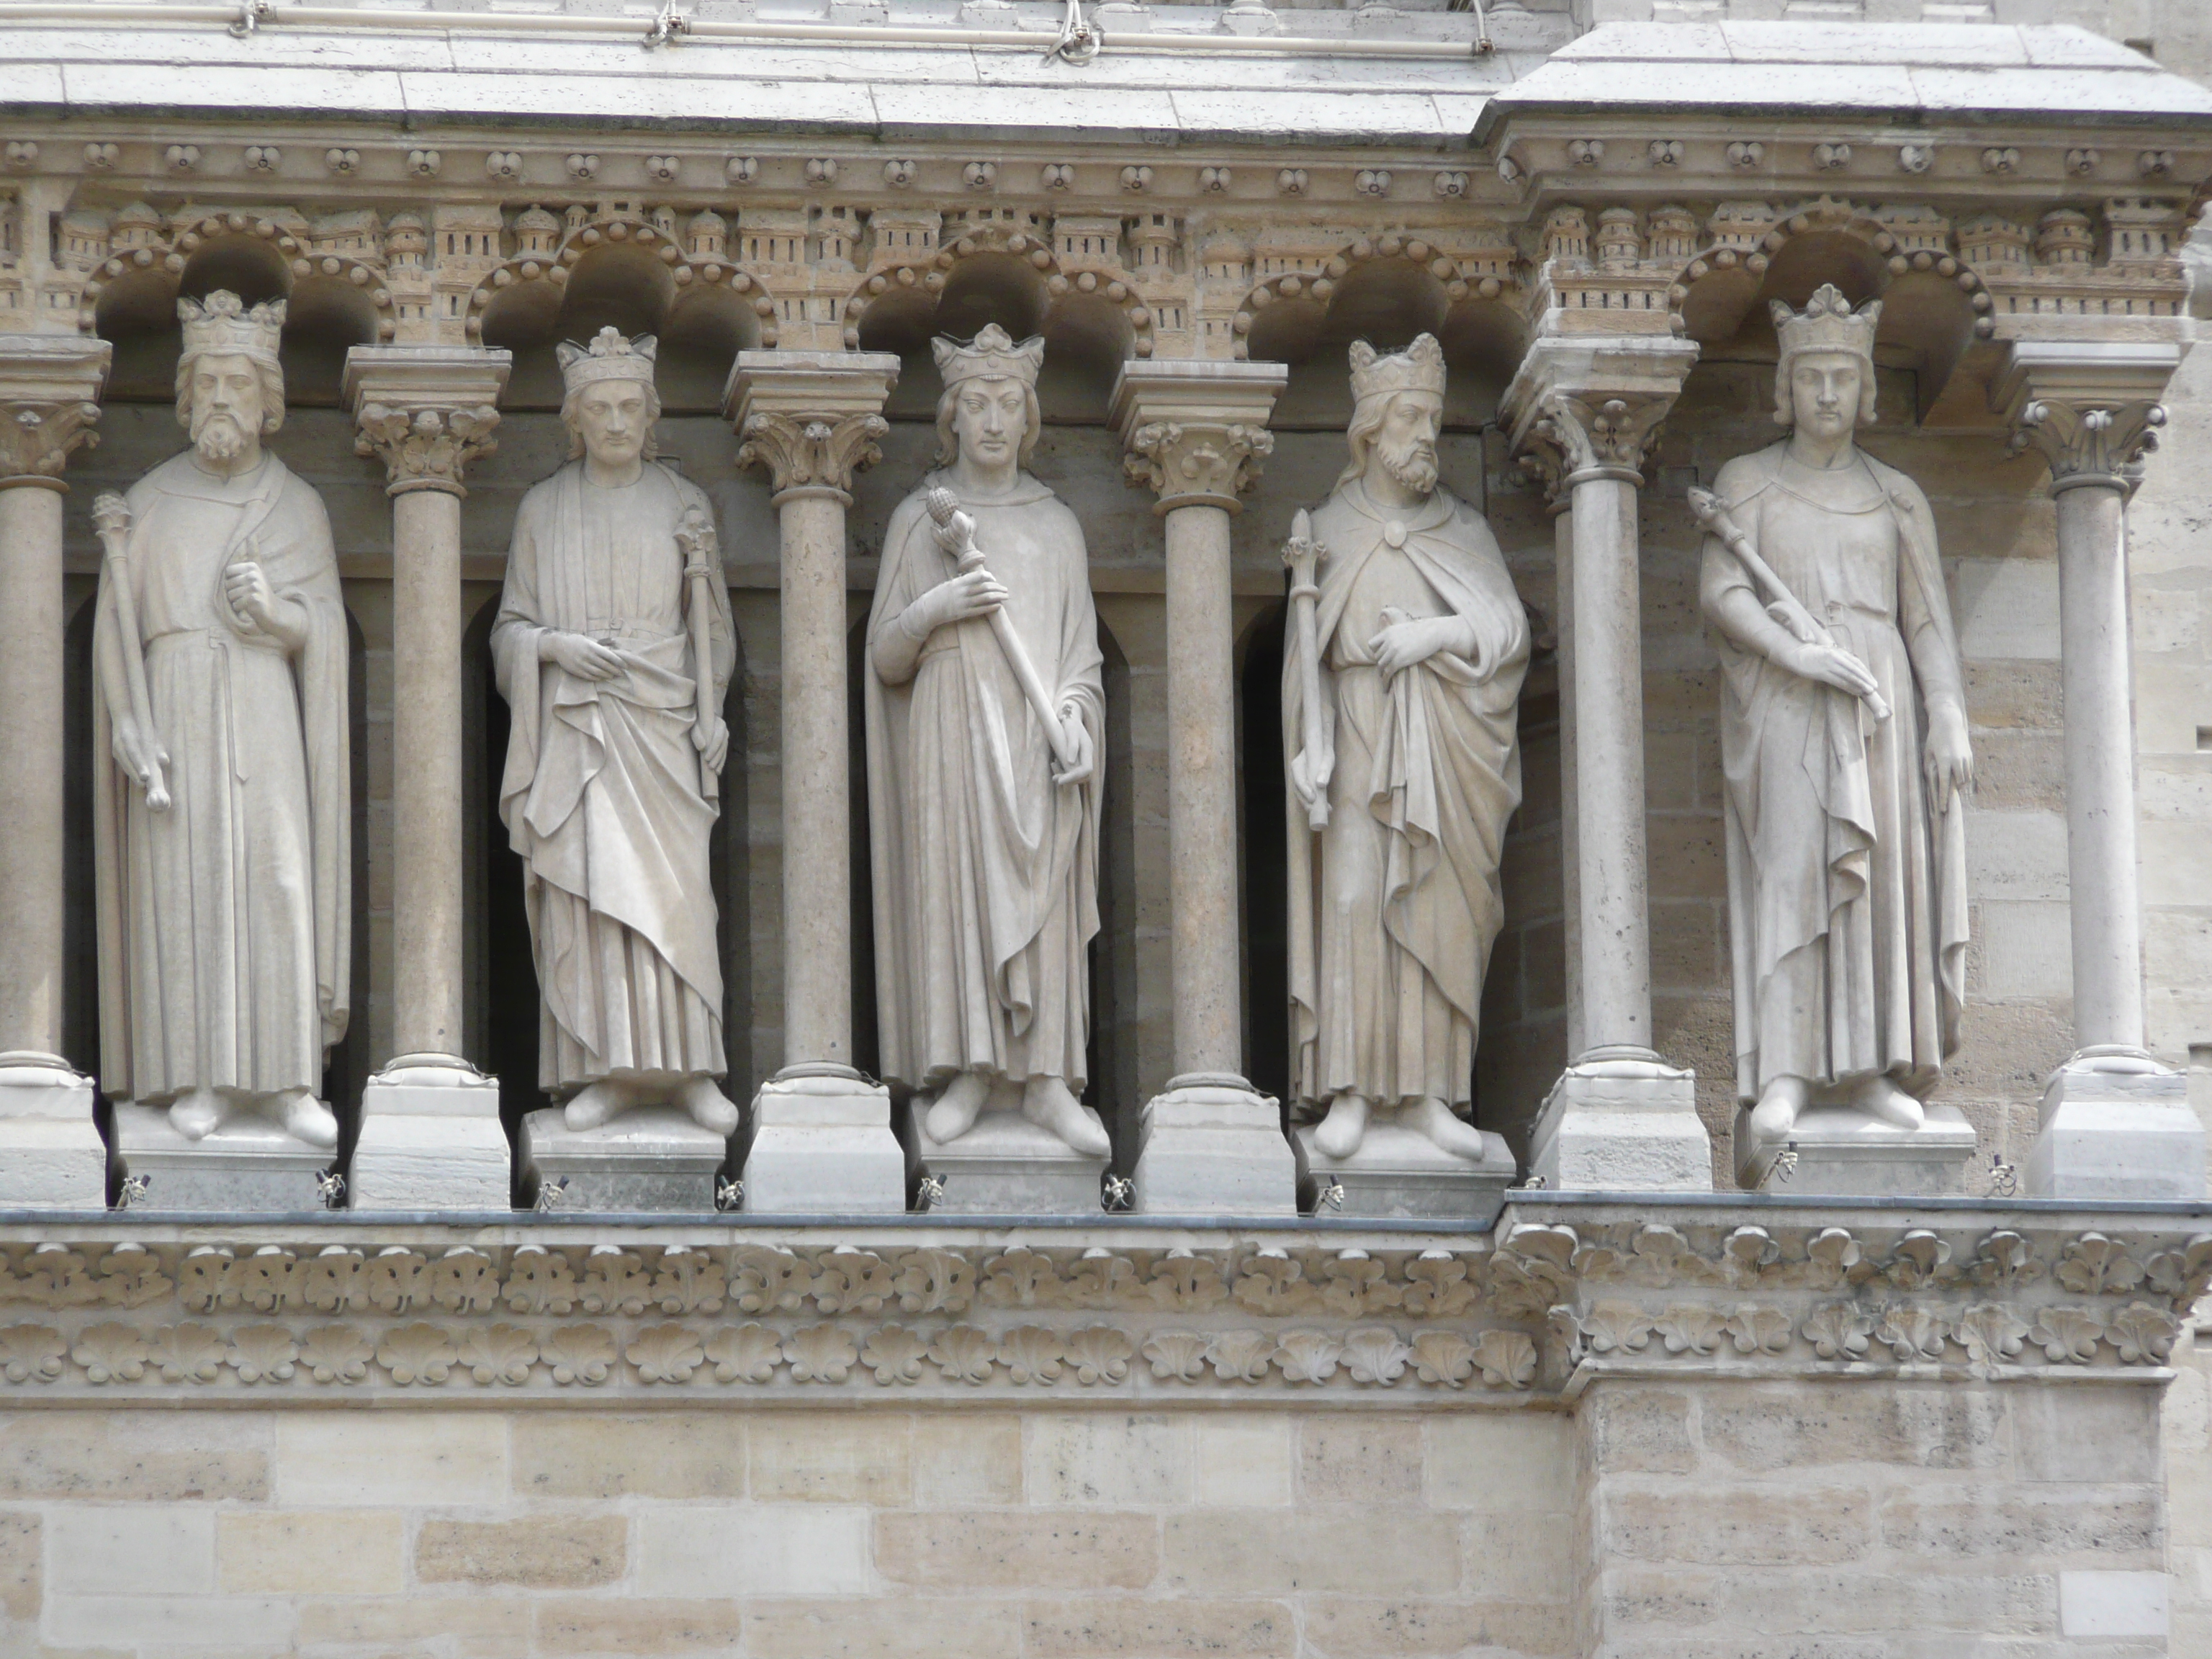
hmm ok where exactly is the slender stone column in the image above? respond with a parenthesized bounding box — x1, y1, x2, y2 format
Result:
(0, 336, 110, 1209)
(1110, 359, 1298, 1215)
(1998, 341, 2203, 1197)
(1503, 336, 1712, 1190)
(727, 350, 907, 1213)
(343, 344, 513, 1210)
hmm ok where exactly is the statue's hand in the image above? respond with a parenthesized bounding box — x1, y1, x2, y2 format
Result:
(1923, 700, 1974, 810)
(909, 569, 1006, 637)
(1053, 703, 1094, 787)
(1370, 613, 1460, 677)
(1779, 637, 1881, 702)
(110, 714, 170, 807)
(691, 714, 731, 774)
(225, 557, 307, 649)
(1764, 595, 1824, 646)
(1290, 745, 1324, 812)
(541, 631, 625, 682)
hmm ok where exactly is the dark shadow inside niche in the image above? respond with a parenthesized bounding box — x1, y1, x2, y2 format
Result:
(1246, 261, 1527, 433)
(855, 251, 1123, 428)
(96, 247, 374, 409)
(1237, 601, 1290, 1115)
(464, 593, 748, 1191)
(60, 587, 371, 1134)
(848, 615, 880, 1090)
(483, 247, 757, 415)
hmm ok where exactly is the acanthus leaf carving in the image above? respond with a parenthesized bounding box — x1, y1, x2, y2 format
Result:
(1064, 1326, 1133, 1386)
(1474, 1329, 1539, 1390)
(1653, 1303, 1728, 1357)
(1801, 1303, 1874, 1362)
(145, 1321, 225, 1384)
(1232, 1248, 1317, 1316)
(859, 1323, 929, 1385)
(1403, 1251, 1476, 1317)
(2028, 1305, 2103, 1364)
(1409, 1330, 1477, 1388)
(1580, 1300, 1652, 1355)
(929, 1325, 999, 1385)
(997, 1325, 1064, 1385)
(705, 1322, 781, 1385)
(735, 1246, 815, 1315)
(1341, 1326, 1410, 1385)
(1066, 1251, 1140, 1308)
(1273, 1329, 1344, 1385)
(2010, 399, 2166, 486)
(650, 1247, 728, 1316)
(893, 1248, 975, 1315)
(1953, 1303, 2030, 1375)
(1722, 1304, 1794, 1357)
(1147, 1251, 1227, 1310)
(0, 1323, 66, 1384)
(2105, 1301, 2180, 1366)
(354, 400, 501, 493)
(1873, 1303, 1948, 1363)
(71, 1321, 148, 1384)
(1141, 1331, 1210, 1382)
(980, 1248, 1066, 1310)
(2055, 1233, 2146, 1298)
(459, 1323, 538, 1385)
(541, 1323, 618, 1386)
(1532, 392, 1669, 479)
(429, 1247, 500, 1315)
(1205, 1329, 1277, 1385)
(93, 1245, 172, 1310)
(814, 1248, 894, 1316)
(736, 410, 889, 499)
(300, 1323, 374, 1384)
(1123, 418, 1274, 505)
(786, 1324, 859, 1384)
(580, 1249, 655, 1318)
(226, 1323, 299, 1384)
(629, 1322, 706, 1384)
(1880, 1231, 1954, 1292)
(365, 1249, 428, 1315)
(502, 1247, 576, 1316)
(376, 1321, 457, 1386)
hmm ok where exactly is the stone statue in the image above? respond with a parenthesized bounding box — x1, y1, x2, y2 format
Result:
(864, 325, 1110, 1158)
(1284, 334, 1529, 1161)
(91, 291, 351, 1148)
(492, 328, 739, 1135)
(1696, 284, 1972, 1146)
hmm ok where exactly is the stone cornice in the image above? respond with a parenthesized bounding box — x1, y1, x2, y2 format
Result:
(343, 343, 512, 495)
(1501, 333, 1699, 491)
(726, 350, 899, 504)
(0, 1206, 2198, 1401)
(0, 335, 111, 485)
(1992, 338, 2186, 490)
(1110, 360, 1288, 514)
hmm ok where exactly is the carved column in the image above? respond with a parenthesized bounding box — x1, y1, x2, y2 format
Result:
(343, 344, 513, 1210)
(1111, 359, 1298, 1215)
(1997, 340, 2203, 1198)
(0, 335, 109, 1209)
(727, 350, 907, 1213)
(1503, 336, 1712, 1190)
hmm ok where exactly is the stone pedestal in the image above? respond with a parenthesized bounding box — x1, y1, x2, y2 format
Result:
(519, 1107, 727, 1214)
(743, 1067, 905, 1215)
(1132, 1075, 1297, 1217)
(110, 1102, 331, 1213)
(1530, 1057, 1709, 1192)
(1292, 1120, 1516, 1223)
(1737, 1100, 1978, 1196)
(0, 1058, 104, 1210)
(2029, 1058, 2204, 1201)
(912, 1107, 1110, 1216)
(351, 1058, 509, 1212)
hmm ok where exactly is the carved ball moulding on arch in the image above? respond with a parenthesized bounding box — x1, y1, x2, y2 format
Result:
(1228, 231, 1519, 364)
(839, 220, 1156, 360)
(78, 209, 399, 344)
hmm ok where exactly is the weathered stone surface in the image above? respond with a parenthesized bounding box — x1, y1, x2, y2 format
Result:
(0, 1512, 37, 1622)
(1604, 1487, 1874, 1566)
(218, 1511, 406, 1595)
(0, 1415, 269, 1502)
(913, 1415, 1024, 1506)
(877, 1512, 1159, 1592)
(1700, 1386, 2009, 1473)
(293, 1594, 531, 1657)
(742, 1598, 1022, 1659)
(1301, 1596, 1574, 1657)
(639, 1507, 870, 1597)
(1159, 1512, 1460, 1595)
(277, 1413, 503, 1507)
(752, 1414, 911, 1504)
(1028, 1415, 1190, 1506)
(1020, 1596, 1298, 1658)
(531, 1597, 747, 1656)
(515, 1415, 747, 1501)
(416, 1516, 627, 1590)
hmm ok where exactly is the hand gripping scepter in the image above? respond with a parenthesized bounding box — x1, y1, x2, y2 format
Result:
(922, 486, 1082, 780)
(1282, 508, 1331, 830)
(676, 505, 721, 803)
(1688, 485, 1889, 724)
(91, 492, 171, 810)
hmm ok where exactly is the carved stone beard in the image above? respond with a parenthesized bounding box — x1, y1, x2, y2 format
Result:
(192, 405, 252, 465)
(1377, 431, 1438, 497)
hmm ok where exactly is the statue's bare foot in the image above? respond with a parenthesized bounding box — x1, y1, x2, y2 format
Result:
(564, 1079, 631, 1132)
(1749, 1076, 1809, 1143)
(274, 1089, 339, 1150)
(678, 1076, 740, 1136)
(168, 1087, 228, 1141)
(1022, 1075, 1110, 1158)
(1404, 1096, 1491, 1161)
(1313, 1093, 1369, 1160)
(1851, 1074, 1925, 1131)
(924, 1070, 992, 1145)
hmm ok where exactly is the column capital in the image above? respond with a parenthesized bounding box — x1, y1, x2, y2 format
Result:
(344, 344, 512, 497)
(725, 350, 900, 505)
(1110, 359, 1288, 514)
(1501, 335, 1700, 490)
(1993, 340, 2185, 492)
(0, 335, 112, 490)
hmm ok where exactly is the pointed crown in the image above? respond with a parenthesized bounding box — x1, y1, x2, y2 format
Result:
(557, 327, 658, 392)
(932, 323, 1044, 389)
(178, 290, 284, 370)
(1771, 283, 1880, 367)
(1349, 333, 1445, 405)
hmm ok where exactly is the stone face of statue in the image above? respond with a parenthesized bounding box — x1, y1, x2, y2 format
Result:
(185, 351, 265, 472)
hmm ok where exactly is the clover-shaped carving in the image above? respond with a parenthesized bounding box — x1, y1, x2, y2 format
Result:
(1952, 1304, 2028, 1375)
(1205, 1329, 1277, 1384)
(929, 1325, 999, 1385)
(146, 1322, 225, 1384)
(1402, 1251, 1475, 1318)
(1233, 1249, 1316, 1316)
(1474, 1330, 1538, 1390)
(705, 1323, 781, 1385)
(1968, 1231, 2041, 1290)
(1274, 1330, 1344, 1385)
(2056, 1233, 2145, 1298)
(428, 1248, 500, 1314)
(541, 1323, 618, 1387)
(1342, 1326, 1409, 1385)
(980, 1248, 1065, 1309)
(1147, 1251, 1226, 1310)
(1321, 1251, 1398, 1317)
(177, 1248, 236, 1314)
(226, 1324, 299, 1384)
(377, 1322, 457, 1386)
(1653, 1305, 1727, 1357)
(1065, 1251, 1139, 1307)
(1064, 1326, 1133, 1386)
(2028, 1306, 2103, 1364)
(785, 1325, 859, 1384)
(1873, 1303, 1947, 1363)
(230, 1249, 297, 1314)
(1409, 1331, 1477, 1388)
(649, 1248, 728, 1316)
(2106, 1301, 2180, 1365)
(502, 1246, 577, 1316)
(73, 1321, 150, 1384)
(299, 1247, 368, 1313)
(94, 1245, 173, 1310)
(860, 1325, 929, 1386)
(580, 1249, 655, 1317)
(734, 1245, 814, 1314)
(998, 1326, 1064, 1386)
(624, 1323, 705, 1385)
(1800, 1303, 1873, 1362)
(300, 1324, 374, 1385)
(460, 1323, 539, 1385)
(814, 1248, 895, 1315)
(892, 1248, 974, 1314)
(1722, 1305, 1794, 1357)
(1141, 1331, 1209, 1382)
(1880, 1231, 1952, 1290)
(1579, 1300, 1651, 1355)
(365, 1249, 428, 1314)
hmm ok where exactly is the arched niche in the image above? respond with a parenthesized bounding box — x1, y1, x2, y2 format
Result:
(1235, 600, 1290, 1114)
(1240, 243, 1527, 431)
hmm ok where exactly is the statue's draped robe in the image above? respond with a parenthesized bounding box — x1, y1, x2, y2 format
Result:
(1701, 443, 1967, 1101)
(1284, 481, 1528, 1114)
(493, 462, 735, 1091)
(866, 472, 1105, 1093)
(92, 451, 351, 1102)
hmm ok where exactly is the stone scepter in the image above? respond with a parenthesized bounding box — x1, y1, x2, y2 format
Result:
(90, 492, 170, 811)
(678, 503, 721, 803)
(1282, 506, 1331, 830)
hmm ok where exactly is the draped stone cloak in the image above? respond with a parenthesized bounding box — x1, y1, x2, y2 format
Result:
(866, 472, 1105, 1093)
(1284, 480, 1528, 1114)
(92, 450, 351, 1103)
(1701, 442, 1968, 1101)
(492, 462, 736, 1091)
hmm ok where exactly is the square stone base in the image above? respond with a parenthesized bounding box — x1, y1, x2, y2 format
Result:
(351, 1066, 511, 1212)
(1531, 1061, 1711, 1192)
(2029, 1063, 2203, 1201)
(519, 1107, 728, 1213)
(0, 1069, 105, 1210)
(110, 1101, 332, 1213)
(1132, 1078, 1297, 1216)
(742, 1070, 906, 1214)
(1738, 1100, 1978, 1195)
(912, 1107, 1110, 1215)
(1292, 1119, 1517, 1222)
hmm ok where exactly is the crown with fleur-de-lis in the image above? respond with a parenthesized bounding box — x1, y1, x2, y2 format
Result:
(556, 326, 658, 392)
(178, 289, 284, 369)
(1349, 333, 1445, 405)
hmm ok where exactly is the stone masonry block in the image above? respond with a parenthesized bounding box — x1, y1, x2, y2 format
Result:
(742, 1598, 1023, 1659)
(752, 1414, 912, 1505)
(1020, 1596, 1298, 1658)
(415, 1516, 626, 1590)
(1462, 1512, 1575, 1604)
(1425, 1413, 1575, 1511)
(1298, 1418, 1424, 1506)
(2011, 1386, 2161, 1484)
(1026, 1415, 1191, 1507)
(1300, 1596, 1574, 1658)
(514, 1415, 747, 1501)
(292, 1593, 531, 1656)
(43, 1593, 293, 1650)
(1604, 1486, 1873, 1565)
(49, 1507, 214, 1595)
(276, 1413, 505, 1507)
(0, 1511, 35, 1622)
(876, 1511, 1159, 1592)
(1876, 1485, 2162, 1566)
(1195, 1417, 1293, 1509)
(1159, 1511, 1460, 1596)
(531, 1596, 749, 1657)
(218, 1510, 405, 1595)
(1699, 1385, 2008, 1473)
(0, 1413, 269, 1502)
(1578, 1389, 1695, 1476)
(914, 1415, 1024, 1506)
(639, 1507, 871, 1597)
